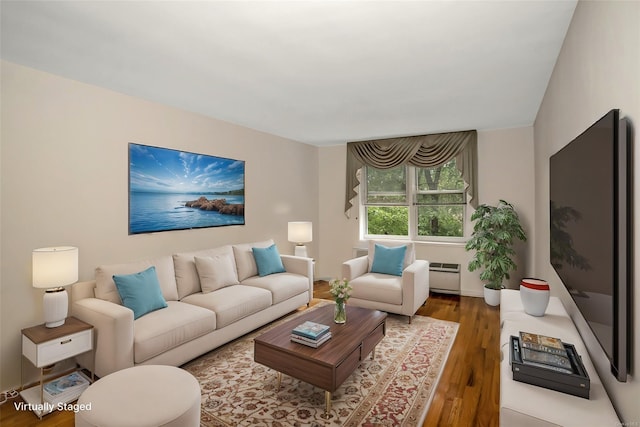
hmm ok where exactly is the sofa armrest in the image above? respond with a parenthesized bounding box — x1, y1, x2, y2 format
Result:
(401, 260, 430, 315)
(72, 298, 135, 378)
(280, 255, 312, 277)
(342, 256, 369, 281)
(281, 255, 314, 302)
(71, 280, 97, 303)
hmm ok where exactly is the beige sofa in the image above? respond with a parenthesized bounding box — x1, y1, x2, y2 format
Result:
(71, 240, 313, 378)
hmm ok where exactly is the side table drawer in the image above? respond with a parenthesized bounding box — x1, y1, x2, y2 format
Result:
(23, 329, 92, 367)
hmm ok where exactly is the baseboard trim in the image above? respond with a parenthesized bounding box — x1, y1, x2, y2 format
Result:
(460, 289, 484, 298)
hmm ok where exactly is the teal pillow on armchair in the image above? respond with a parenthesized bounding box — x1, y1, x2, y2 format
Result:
(370, 243, 407, 276)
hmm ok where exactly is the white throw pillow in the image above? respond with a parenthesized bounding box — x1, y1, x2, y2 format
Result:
(173, 245, 235, 299)
(195, 254, 239, 293)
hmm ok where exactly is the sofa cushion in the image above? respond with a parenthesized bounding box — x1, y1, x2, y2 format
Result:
(370, 243, 407, 276)
(173, 245, 235, 299)
(252, 244, 286, 277)
(350, 273, 403, 305)
(96, 256, 179, 304)
(133, 301, 216, 364)
(368, 240, 415, 272)
(232, 240, 275, 281)
(241, 273, 308, 304)
(181, 285, 272, 329)
(195, 254, 239, 293)
(112, 266, 168, 320)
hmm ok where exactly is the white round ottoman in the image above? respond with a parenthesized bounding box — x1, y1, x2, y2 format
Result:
(75, 365, 201, 427)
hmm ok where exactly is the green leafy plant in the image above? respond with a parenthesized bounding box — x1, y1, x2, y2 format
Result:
(465, 200, 527, 290)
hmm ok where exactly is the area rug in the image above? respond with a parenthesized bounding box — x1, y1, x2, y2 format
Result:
(184, 303, 458, 426)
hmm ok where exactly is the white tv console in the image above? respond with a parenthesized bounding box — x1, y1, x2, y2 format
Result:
(500, 289, 619, 426)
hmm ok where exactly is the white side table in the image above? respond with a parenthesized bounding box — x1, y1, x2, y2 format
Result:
(20, 317, 93, 418)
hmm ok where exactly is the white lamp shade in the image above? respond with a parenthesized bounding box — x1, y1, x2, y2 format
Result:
(32, 246, 79, 289)
(288, 221, 312, 244)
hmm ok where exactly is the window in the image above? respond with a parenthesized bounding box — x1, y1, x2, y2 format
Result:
(362, 159, 466, 240)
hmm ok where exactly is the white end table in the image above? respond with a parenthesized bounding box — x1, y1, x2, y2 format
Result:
(20, 316, 93, 418)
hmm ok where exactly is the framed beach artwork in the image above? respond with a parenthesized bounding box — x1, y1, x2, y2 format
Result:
(128, 143, 245, 235)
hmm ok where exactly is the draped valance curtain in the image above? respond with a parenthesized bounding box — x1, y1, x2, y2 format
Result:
(345, 130, 478, 215)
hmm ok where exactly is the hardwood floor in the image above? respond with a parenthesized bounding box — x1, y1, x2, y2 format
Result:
(0, 282, 500, 427)
(420, 292, 500, 427)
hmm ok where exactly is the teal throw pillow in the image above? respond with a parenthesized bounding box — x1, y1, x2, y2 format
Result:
(113, 266, 168, 319)
(370, 244, 407, 276)
(252, 244, 286, 277)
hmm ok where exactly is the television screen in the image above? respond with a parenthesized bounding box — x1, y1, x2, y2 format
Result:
(128, 143, 245, 234)
(549, 109, 629, 382)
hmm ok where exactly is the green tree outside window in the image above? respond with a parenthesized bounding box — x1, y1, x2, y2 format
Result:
(364, 160, 465, 239)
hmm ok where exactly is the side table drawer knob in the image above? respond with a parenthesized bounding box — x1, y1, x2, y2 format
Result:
(61, 339, 72, 345)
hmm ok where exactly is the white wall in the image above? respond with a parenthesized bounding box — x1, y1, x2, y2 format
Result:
(317, 127, 536, 297)
(533, 0, 640, 422)
(0, 61, 319, 391)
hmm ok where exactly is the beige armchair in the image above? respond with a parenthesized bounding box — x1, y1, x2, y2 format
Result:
(342, 240, 429, 322)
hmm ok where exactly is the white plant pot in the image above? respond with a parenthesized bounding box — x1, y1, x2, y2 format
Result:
(484, 286, 501, 306)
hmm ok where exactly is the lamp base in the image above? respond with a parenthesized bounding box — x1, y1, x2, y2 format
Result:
(43, 287, 68, 328)
(294, 245, 308, 258)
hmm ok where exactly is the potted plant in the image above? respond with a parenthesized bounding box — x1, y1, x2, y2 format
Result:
(465, 199, 527, 306)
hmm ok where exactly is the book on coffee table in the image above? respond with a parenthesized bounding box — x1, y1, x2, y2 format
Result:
(291, 332, 332, 348)
(292, 321, 330, 340)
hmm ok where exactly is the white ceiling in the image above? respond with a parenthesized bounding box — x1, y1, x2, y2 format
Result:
(1, 1, 577, 146)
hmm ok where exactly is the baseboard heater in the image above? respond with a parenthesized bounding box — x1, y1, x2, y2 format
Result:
(429, 262, 461, 295)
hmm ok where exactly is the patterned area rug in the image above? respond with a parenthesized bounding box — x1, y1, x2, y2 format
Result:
(184, 303, 458, 426)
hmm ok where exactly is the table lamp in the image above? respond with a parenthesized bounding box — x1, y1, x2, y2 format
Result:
(288, 221, 312, 257)
(32, 246, 79, 328)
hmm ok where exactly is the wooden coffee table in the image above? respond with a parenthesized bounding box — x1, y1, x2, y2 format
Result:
(254, 304, 387, 417)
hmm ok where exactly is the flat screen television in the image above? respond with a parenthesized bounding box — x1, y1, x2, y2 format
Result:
(549, 109, 631, 382)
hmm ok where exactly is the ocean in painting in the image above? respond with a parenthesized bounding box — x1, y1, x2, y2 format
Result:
(129, 192, 245, 234)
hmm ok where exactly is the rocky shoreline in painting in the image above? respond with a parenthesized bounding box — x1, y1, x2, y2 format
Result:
(185, 196, 244, 216)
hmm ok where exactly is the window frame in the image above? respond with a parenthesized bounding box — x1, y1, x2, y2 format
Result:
(361, 163, 467, 243)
